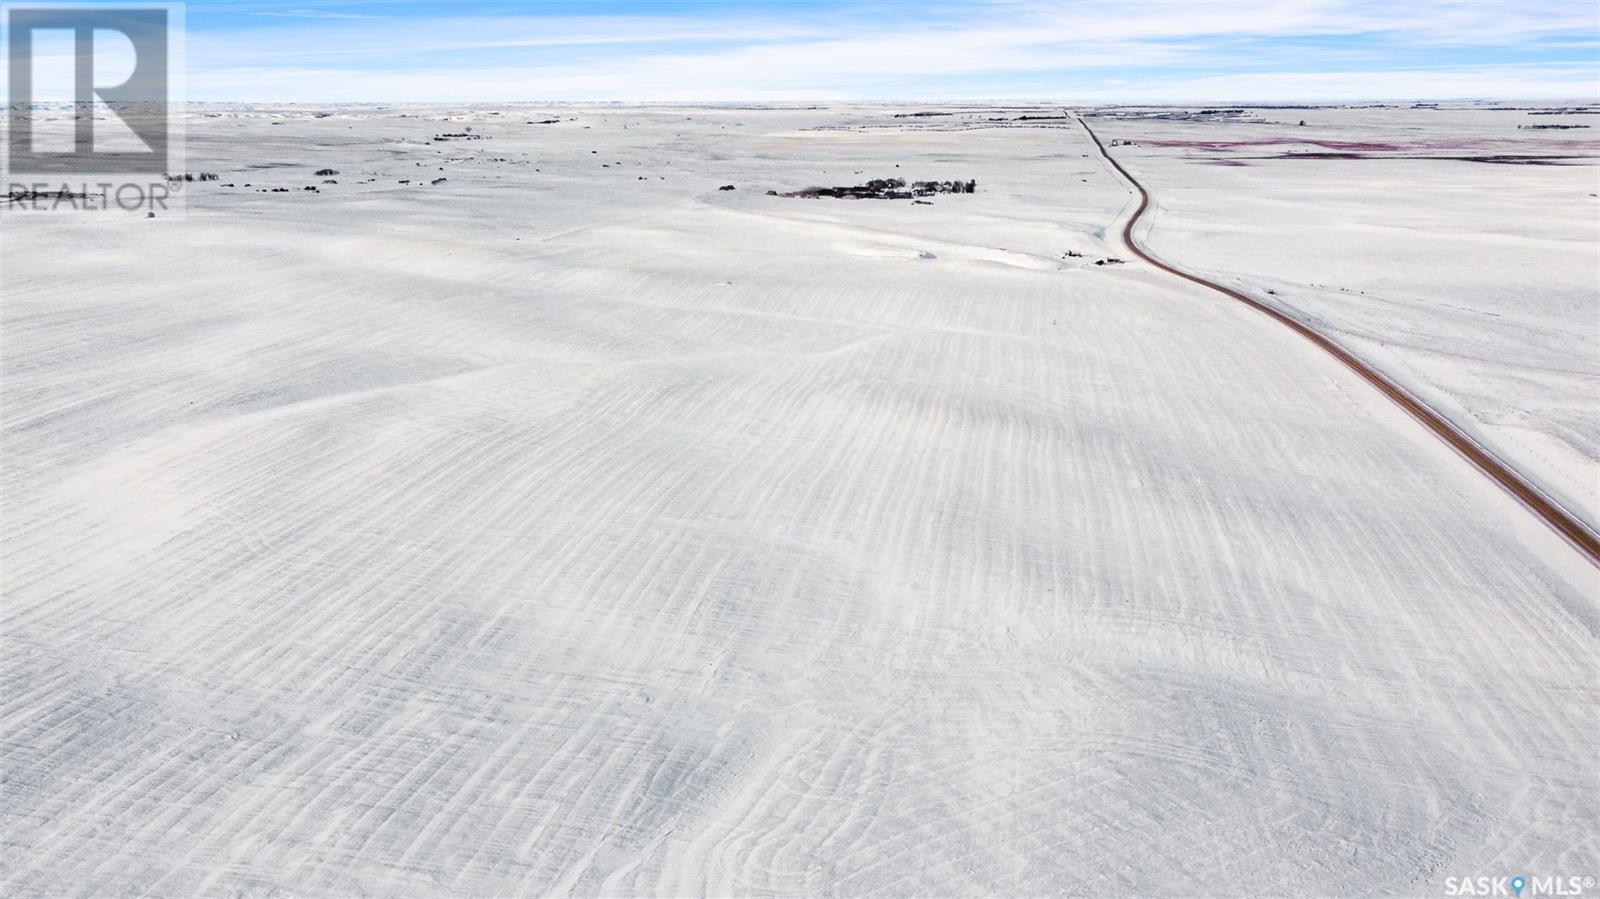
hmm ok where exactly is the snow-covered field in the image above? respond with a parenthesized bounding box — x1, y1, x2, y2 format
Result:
(1089, 105, 1600, 535)
(2, 105, 1596, 896)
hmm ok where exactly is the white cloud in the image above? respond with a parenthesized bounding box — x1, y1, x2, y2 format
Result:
(182, 60, 1600, 104)
(109, 0, 1600, 101)
(254, 10, 387, 19)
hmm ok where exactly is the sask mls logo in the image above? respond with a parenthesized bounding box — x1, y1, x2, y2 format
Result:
(4, 3, 180, 175)
(1445, 875, 1597, 897)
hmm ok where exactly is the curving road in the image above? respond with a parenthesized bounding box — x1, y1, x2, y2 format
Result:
(1078, 115, 1600, 567)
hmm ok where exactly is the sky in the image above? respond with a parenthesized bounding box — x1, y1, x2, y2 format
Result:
(12, 0, 1600, 102)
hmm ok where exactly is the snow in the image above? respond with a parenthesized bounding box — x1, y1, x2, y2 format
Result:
(1089, 105, 1600, 535)
(1, 104, 1596, 896)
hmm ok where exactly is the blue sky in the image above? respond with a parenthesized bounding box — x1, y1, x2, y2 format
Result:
(30, 0, 1600, 101)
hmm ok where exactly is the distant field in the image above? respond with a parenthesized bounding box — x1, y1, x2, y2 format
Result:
(2, 104, 1595, 897)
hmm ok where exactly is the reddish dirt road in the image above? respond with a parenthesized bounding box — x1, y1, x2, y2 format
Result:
(1078, 116, 1600, 567)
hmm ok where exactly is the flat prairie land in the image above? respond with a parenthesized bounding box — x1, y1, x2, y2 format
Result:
(1, 104, 1596, 896)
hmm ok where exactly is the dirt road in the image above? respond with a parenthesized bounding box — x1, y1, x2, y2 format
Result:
(1078, 115, 1600, 567)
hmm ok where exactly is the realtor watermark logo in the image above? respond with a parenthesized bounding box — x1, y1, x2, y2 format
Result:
(3, 2, 185, 213)
(1445, 875, 1597, 897)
